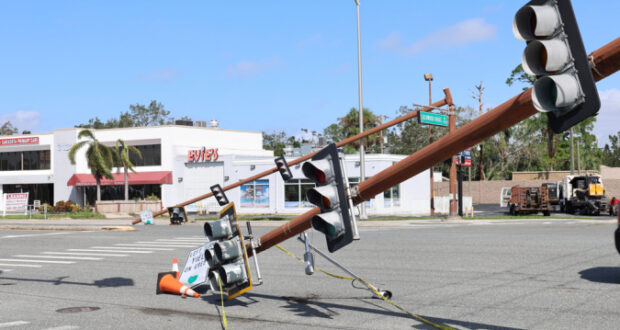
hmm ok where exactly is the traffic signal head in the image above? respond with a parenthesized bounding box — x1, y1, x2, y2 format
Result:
(302, 158, 333, 184)
(302, 143, 353, 253)
(274, 156, 293, 181)
(204, 203, 253, 299)
(203, 215, 233, 240)
(167, 207, 188, 225)
(512, 0, 600, 133)
(210, 184, 229, 206)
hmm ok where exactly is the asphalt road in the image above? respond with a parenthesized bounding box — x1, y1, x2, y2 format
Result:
(1, 219, 620, 329)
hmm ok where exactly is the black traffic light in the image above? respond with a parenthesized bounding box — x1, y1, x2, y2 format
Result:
(167, 207, 188, 225)
(513, 0, 600, 133)
(203, 203, 252, 299)
(274, 156, 293, 181)
(302, 143, 353, 253)
(210, 184, 229, 206)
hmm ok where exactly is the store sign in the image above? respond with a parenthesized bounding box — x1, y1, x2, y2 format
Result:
(0, 136, 39, 146)
(188, 147, 218, 162)
(2, 193, 29, 215)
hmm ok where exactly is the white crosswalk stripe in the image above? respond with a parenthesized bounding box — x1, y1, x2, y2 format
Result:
(0, 258, 75, 264)
(0, 263, 41, 268)
(117, 243, 198, 248)
(67, 249, 152, 254)
(0, 321, 30, 328)
(90, 246, 174, 251)
(43, 252, 128, 257)
(0, 268, 14, 272)
(14, 255, 103, 261)
(135, 241, 201, 245)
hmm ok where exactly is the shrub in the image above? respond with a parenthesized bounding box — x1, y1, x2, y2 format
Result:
(39, 203, 53, 212)
(145, 194, 160, 201)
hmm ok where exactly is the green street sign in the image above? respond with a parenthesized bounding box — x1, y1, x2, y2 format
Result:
(417, 111, 448, 127)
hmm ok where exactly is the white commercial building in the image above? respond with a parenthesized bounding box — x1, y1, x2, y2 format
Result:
(0, 125, 430, 216)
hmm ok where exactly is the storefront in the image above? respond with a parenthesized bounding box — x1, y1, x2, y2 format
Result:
(0, 125, 430, 216)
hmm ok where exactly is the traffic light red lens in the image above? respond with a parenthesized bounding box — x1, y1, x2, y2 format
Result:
(314, 169, 326, 183)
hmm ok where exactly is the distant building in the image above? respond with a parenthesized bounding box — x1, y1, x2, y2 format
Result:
(0, 125, 430, 216)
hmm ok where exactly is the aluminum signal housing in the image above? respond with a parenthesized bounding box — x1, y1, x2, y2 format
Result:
(204, 215, 233, 240)
(216, 260, 248, 287)
(512, 0, 600, 133)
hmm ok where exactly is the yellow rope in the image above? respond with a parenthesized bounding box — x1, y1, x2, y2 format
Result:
(217, 276, 228, 330)
(275, 244, 455, 330)
(275, 244, 355, 280)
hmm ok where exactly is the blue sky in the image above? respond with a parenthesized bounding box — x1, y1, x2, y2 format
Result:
(1, 1, 618, 146)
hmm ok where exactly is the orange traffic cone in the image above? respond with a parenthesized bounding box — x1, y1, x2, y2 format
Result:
(172, 258, 179, 279)
(156, 272, 200, 298)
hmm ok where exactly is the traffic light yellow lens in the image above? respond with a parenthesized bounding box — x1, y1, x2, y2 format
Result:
(322, 196, 331, 209)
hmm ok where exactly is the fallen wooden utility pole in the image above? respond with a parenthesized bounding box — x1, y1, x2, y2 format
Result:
(252, 37, 620, 255)
(131, 98, 449, 224)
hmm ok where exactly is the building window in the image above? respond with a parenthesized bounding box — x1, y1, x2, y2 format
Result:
(240, 180, 269, 208)
(284, 179, 315, 208)
(129, 144, 161, 166)
(0, 150, 50, 171)
(384, 184, 400, 207)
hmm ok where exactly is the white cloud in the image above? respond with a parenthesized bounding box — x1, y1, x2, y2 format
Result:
(138, 69, 182, 82)
(594, 88, 620, 147)
(0, 110, 41, 132)
(378, 18, 497, 55)
(226, 57, 283, 79)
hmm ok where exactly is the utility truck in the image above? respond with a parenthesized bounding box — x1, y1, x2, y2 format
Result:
(559, 174, 611, 216)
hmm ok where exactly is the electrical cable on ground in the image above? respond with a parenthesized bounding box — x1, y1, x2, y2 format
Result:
(274, 244, 455, 330)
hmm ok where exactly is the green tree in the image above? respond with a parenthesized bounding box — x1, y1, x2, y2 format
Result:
(77, 100, 174, 128)
(129, 100, 172, 126)
(68, 129, 117, 202)
(323, 108, 381, 154)
(263, 130, 288, 156)
(115, 139, 142, 201)
(0, 121, 18, 135)
(602, 131, 620, 167)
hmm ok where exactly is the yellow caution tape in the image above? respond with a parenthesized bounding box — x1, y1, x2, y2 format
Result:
(217, 276, 229, 330)
(275, 244, 455, 330)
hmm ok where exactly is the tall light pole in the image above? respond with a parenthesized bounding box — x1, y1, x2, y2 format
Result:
(424, 73, 434, 216)
(354, 0, 367, 219)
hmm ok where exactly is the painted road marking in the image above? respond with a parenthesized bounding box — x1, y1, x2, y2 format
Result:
(0, 258, 75, 264)
(0, 321, 30, 328)
(67, 249, 152, 254)
(43, 252, 128, 257)
(0, 232, 69, 239)
(14, 255, 103, 261)
(43, 326, 79, 330)
(119, 243, 198, 248)
(0, 263, 41, 268)
(91, 246, 174, 251)
(135, 241, 200, 245)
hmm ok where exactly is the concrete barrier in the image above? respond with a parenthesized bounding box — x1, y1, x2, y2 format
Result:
(95, 200, 162, 214)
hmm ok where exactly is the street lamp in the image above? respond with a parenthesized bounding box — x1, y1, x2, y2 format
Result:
(354, 0, 367, 219)
(424, 73, 434, 216)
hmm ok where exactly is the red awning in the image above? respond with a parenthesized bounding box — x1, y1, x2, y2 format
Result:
(67, 171, 173, 187)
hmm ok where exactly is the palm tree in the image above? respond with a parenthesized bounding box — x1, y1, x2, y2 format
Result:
(69, 129, 117, 202)
(115, 139, 142, 200)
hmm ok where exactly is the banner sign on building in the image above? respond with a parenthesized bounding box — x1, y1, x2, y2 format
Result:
(187, 147, 219, 162)
(0, 137, 39, 146)
(2, 193, 29, 215)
